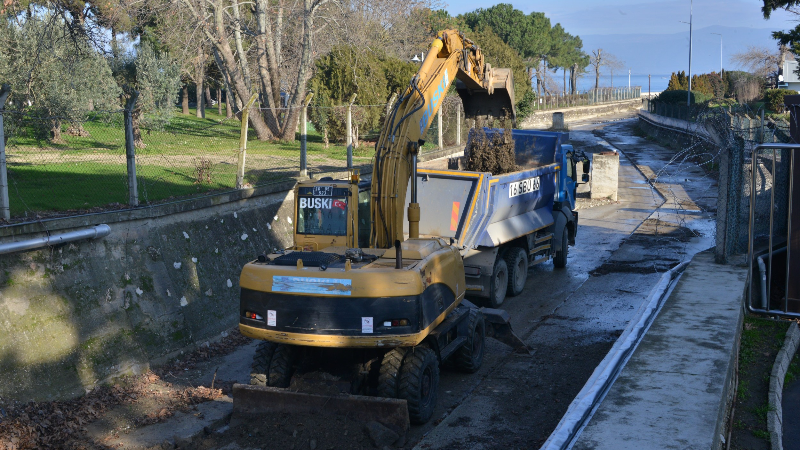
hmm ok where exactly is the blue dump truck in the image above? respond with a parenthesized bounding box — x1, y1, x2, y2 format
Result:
(405, 128, 589, 307)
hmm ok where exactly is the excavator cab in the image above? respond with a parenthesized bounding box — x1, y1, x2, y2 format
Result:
(292, 174, 370, 251)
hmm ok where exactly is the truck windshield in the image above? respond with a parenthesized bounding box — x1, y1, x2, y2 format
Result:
(296, 196, 348, 236)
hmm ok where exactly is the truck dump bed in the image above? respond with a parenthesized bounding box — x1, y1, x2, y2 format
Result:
(404, 129, 569, 251)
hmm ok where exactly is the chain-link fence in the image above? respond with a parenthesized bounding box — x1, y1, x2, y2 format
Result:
(641, 99, 793, 258)
(0, 96, 471, 222)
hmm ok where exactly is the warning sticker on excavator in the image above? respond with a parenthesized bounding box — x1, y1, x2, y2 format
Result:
(267, 310, 276, 327)
(272, 276, 352, 296)
(362, 317, 373, 334)
(450, 202, 460, 231)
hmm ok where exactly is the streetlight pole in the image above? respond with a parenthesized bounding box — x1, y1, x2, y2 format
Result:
(687, 0, 693, 106)
(711, 32, 722, 74)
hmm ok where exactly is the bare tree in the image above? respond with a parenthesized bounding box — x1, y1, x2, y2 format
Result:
(731, 45, 781, 79)
(603, 53, 625, 88)
(590, 49, 603, 90)
(589, 49, 624, 89)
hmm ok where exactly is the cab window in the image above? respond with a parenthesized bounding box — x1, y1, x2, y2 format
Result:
(297, 196, 348, 236)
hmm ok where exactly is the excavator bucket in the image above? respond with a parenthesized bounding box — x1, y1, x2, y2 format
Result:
(456, 67, 516, 126)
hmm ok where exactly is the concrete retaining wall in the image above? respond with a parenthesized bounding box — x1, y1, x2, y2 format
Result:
(520, 98, 643, 129)
(0, 186, 300, 401)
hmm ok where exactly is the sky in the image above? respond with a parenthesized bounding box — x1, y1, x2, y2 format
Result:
(444, 0, 800, 87)
(445, 0, 797, 35)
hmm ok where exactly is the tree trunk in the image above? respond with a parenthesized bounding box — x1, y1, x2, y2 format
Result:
(231, 0, 252, 90)
(133, 107, 145, 149)
(180, 0, 274, 140)
(182, 85, 190, 114)
(217, 88, 222, 115)
(570, 63, 578, 95)
(225, 90, 233, 118)
(196, 46, 206, 119)
(50, 119, 65, 144)
(278, 0, 318, 141)
(594, 67, 600, 90)
(255, 0, 284, 135)
(205, 85, 213, 106)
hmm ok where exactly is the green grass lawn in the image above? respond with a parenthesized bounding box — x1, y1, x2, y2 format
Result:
(4, 108, 380, 218)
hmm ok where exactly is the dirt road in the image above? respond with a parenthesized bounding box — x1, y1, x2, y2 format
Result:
(67, 118, 719, 450)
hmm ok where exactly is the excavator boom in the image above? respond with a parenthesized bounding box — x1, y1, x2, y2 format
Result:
(370, 29, 515, 249)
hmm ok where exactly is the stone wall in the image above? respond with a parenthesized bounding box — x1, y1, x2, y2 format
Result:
(0, 186, 299, 401)
(520, 98, 644, 129)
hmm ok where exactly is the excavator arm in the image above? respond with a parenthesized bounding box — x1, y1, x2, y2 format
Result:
(370, 29, 516, 249)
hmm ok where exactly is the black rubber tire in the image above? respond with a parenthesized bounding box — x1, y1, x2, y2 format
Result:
(489, 257, 508, 308)
(505, 247, 527, 297)
(398, 347, 439, 424)
(268, 344, 295, 388)
(554, 224, 568, 269)
(453, 309, 485, 373)
(377, 348, 407, 398)
(250, 341, 278, 386)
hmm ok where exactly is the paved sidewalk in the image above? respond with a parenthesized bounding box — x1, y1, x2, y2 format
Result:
(573, 250, 746, 450)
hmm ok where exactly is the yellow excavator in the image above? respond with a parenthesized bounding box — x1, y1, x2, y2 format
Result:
(235, 30, 524, 428)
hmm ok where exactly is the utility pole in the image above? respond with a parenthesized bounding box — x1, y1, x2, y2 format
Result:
(628, 69, 631, 88)
(711, 32, 722, 74)
(648, 74, 651, 99)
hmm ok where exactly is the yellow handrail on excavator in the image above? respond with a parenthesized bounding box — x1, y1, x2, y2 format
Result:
(370, 29, 515, 249)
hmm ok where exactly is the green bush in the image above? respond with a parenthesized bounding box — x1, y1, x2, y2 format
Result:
(515, 90, 536, 120)
(653, 89, 710, 105)
(764, 88, 797, 113)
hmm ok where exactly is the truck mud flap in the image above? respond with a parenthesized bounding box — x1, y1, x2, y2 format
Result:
(232, 384, 410, 433)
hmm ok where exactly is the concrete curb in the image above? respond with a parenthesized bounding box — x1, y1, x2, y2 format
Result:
(769, 322, 800, 450)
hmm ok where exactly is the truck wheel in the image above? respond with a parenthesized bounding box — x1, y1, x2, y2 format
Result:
(505, 247, 527, 296)
(399, 346, 439, 424)
(377, 348, 407, 398)
(489, 258, 508, 308)
(453, 309, 485, 373)
(268, 344, 295, 388)
(250, 341, 277, 386)
(554, 225, 568, 268)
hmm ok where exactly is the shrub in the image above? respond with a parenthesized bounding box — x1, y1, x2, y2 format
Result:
(653, 90, 710, 105)
(764, 88, 798, 113)
(515, 90, 536, 120)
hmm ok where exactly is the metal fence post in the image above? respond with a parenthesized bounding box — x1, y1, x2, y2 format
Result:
(124, 91, 140, 207)
(456, 105, 461, 146)
(0, 84, 11, 221)
(437, 107, 443, 150)
(237, 93, 259, 188)
(299, 92, 314, 178)
(346, 93, 357, 169)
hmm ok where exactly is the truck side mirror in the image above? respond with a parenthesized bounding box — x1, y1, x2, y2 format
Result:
(582, 173, 590, 183)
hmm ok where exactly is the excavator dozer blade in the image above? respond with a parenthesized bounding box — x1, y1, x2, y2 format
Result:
(456, 68, 517, 126)
(480, 307, 531, 354)
(232, 384, 410, 434)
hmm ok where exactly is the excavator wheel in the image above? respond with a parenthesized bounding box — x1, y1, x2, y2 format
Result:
(398, 346, 439, 424)
(377, 348, 407, 398)
(250, 341, 295, 388)
(250, 341, 277, 386)
(453, 309, 485, 373)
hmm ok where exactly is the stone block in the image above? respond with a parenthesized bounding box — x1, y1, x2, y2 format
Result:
(590, 152, 620, 201)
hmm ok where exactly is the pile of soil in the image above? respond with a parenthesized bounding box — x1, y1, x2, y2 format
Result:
(465, 126, 519, 175)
